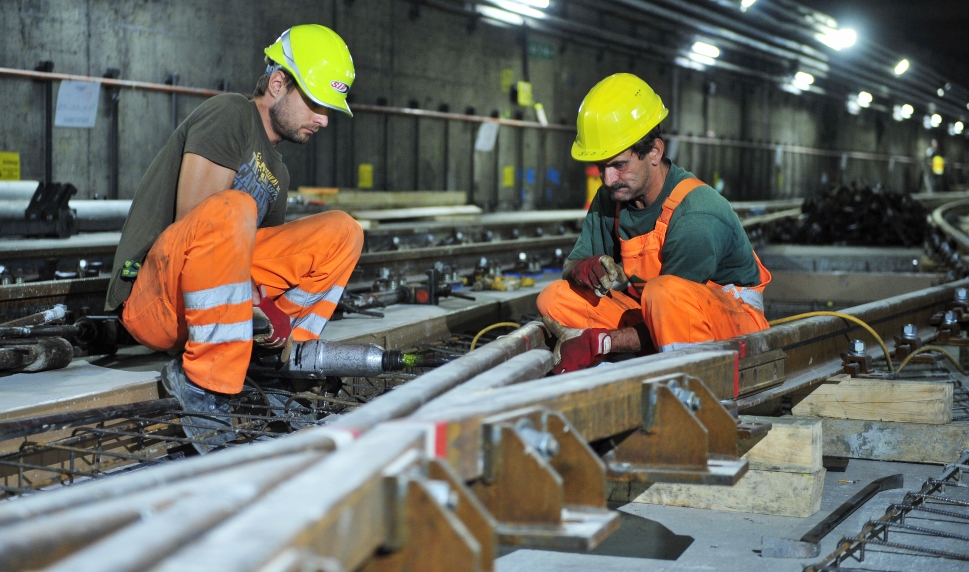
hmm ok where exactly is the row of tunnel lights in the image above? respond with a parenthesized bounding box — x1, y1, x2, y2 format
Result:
(688, 43, 963, 135)
(474, 0, 966, 136)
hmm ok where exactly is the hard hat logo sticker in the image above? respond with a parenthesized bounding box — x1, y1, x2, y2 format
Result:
(330, 81, 349, 93)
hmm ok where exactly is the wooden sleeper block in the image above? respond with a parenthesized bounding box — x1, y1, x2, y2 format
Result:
(630, 468, 825, 518)
(740, 415, 822, 473)
(791, 375, 953, 425)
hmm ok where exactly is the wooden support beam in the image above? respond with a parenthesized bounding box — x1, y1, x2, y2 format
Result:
(740, 415, 822, 473)
(791, 375, 953, 424)
(628, 468, 825, 518)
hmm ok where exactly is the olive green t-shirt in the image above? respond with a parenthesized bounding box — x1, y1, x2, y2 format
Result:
(568, 161, 760, 287)
(106, 94, 289, 311)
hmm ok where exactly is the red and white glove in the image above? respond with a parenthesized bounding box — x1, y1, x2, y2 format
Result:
(553, 328, 612, 375)
(569, 255, 627, 297)
(253, 285, 291, 349)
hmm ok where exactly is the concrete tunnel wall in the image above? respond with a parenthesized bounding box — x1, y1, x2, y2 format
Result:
(1, 0, 967, 208)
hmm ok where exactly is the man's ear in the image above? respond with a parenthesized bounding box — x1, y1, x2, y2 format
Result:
(650, 139, 666, 166)
(267, 70, 288, 99)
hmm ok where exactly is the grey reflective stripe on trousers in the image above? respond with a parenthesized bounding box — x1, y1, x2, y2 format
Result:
(291, 313, 328, 336)
(720, 284, 764, 312)
(284, 285, 344, 309)
(183, 281, 252, 310)
(188, 320, 253, 344)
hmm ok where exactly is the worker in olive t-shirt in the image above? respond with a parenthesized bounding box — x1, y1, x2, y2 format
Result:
(105, 25, 363, 451)
(537, 74, 771, 374)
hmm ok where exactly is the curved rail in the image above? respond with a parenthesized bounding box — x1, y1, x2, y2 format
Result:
(932, 198, 969, 253)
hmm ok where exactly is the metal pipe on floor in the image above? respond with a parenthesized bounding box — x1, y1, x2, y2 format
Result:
(0, 181, 39, 201)
(329, 321, 548, 433)
(0, 199, 130, 231)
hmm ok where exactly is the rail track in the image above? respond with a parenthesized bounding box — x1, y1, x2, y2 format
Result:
(3, 197, 969, 569)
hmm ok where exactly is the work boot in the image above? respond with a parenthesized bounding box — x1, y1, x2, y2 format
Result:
(160, 358, 236, 455)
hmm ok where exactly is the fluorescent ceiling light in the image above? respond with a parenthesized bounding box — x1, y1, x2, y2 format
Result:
(901, 104, 914, 119)
(931, 113, 943, 128)
(792, 71, 814, 90)
(955, 121, 965, 135)
(490, 0, 546, 18)
(816, 27, 857, 51)
(688, 52, 717, 66)
(510, 0, 549, 7)
(740, 0, 757, 10)
(938, 88, 946, 97)
(894, 59, 910, 76)
(475, 5, 525, 25)
(691, 41, 720, 59)
(858, 91, 873, 108)
(846, 100, 861, 115)
(674, 56, 706, 72)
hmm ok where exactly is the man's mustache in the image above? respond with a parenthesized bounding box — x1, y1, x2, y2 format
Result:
(608, 183, 629, 192)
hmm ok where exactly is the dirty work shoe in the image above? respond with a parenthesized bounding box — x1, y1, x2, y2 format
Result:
(160, 359, 235, 455)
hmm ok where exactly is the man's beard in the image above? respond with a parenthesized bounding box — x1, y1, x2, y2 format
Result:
(269, 96, 314, 144)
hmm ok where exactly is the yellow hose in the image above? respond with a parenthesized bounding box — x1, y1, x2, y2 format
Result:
(768, 311, 895, 372)
(896, 345, 968, 376)
(470, 322, 521, 351)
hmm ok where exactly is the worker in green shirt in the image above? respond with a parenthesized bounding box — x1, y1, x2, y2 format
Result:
(537, 73, 771, 374)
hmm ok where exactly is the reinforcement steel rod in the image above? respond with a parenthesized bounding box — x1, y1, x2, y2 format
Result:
(0, 398, 178, 441)
(0, 453, 319, 572)
(329, 321, 547, 433)
(0, 425, 348, 527)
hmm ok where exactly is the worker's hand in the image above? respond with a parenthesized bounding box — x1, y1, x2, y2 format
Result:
(253, 285, 291, 349)
(569, 255, 627, 297)
(553, 328, 612, 375)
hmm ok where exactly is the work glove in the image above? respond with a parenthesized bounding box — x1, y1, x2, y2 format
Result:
(543, 316, 612, 375)
(569, 255, 627, 297)
(253, 285, 291, 349)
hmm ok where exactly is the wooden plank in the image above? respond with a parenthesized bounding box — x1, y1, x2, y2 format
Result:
(297, 189, 468, 208)
(740, 415, 821, 473)
(350, 205, 483, 221)
(818, 417, 969, 464)
(791, 376, 953, 424)
(625, 468, 825, 518)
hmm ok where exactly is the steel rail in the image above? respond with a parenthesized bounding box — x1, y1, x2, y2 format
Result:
(932, 198, 969, 254)
(329, 321, 548, 434)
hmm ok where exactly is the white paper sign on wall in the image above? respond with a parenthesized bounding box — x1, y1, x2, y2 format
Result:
(54, 81, 101, 128)
(475, 121, 500, 152)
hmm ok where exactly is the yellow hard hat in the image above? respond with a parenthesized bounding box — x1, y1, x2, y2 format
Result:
(265, 24, 355, 117)
(571, 73, 668, 161)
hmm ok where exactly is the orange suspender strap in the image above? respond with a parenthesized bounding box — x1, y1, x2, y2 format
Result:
(613, 178, 707, 243)
(656, 178, 705, 227)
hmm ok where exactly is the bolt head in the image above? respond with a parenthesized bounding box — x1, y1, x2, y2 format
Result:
(903, 324, 918, 338)
(945, 311, 958, 324)
(957, 288, 969, 302)
(850, 339, 866, 354)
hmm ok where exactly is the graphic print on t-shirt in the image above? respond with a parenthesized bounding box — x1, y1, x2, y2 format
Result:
(233, 151, 280, 224)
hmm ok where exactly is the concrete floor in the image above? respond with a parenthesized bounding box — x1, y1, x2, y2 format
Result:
(498, 459, 965, 571)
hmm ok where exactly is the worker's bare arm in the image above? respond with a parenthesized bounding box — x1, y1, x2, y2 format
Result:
(562, 258, 578, 281)
(174, 153, 237, 222)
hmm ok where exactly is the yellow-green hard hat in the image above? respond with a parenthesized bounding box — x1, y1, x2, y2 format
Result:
(571, 73, 668, 161)
(265, 24, 355, 117)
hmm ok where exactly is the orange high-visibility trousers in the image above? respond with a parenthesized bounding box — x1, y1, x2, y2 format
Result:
(122, 190, 363, 394)
(536, 274, 768, 351)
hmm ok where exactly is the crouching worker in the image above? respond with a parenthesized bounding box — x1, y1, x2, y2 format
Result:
(105, 25, 363, 449)
(537, 73, 771, 374)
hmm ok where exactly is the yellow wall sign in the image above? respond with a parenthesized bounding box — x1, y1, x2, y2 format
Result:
(502, 166, 515, 188)
(0, 152, 20, 180)
(358, 163, 374, 189)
